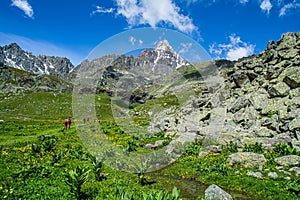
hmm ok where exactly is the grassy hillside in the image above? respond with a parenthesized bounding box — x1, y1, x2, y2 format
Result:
(0, 92, 72, 120)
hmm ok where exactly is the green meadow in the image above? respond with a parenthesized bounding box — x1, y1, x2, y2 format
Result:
(0, 92, 299, 199)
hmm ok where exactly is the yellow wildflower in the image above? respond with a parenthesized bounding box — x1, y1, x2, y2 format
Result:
(53, 163, 59, 167)
(3, 195, 7, 199)
(9, 189, 13, 194)
(2, 151, 9, 156)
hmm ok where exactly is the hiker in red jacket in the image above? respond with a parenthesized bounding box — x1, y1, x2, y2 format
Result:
(64, 119, 68, 129)
(67, 117, 71, 129)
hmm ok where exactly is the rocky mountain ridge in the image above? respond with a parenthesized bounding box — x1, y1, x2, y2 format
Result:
(73, 40, 190, 96)
(0, 43, 74, 80)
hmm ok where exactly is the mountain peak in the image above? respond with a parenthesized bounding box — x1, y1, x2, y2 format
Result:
(3, 43, 22, 51)
(154, 40, 174, 52)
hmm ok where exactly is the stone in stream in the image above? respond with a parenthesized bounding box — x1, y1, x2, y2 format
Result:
(205, 184, 233, 200)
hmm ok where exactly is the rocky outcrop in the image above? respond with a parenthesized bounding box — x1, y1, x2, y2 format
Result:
(149, 31, 300, 150)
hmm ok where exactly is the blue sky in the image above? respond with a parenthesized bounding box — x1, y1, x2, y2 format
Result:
(0, 0, 299, 65)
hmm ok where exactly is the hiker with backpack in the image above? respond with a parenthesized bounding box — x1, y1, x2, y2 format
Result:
(67, 117, 71, 129)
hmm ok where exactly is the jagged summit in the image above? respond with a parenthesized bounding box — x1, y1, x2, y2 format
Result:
(154, 40, 174, 52)
(0, 43, 74, 80)
(137, 39, 189, 70)
(3, 43, 22, 50)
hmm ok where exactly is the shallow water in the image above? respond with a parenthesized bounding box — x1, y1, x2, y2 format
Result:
(148, 172, 253, 200)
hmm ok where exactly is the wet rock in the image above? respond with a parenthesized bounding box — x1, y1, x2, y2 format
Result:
(227, 152, 267, 168)
(205, 184, 233, 200)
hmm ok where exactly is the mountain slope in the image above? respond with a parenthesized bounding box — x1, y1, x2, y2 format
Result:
(0, 62, 73, 95)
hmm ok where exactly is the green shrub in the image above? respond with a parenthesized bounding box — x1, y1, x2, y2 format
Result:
(65, 165, 91, 199)
(184, 142, 201, 156)
(222, 141, 238, 154)
(272, 143, 298, 156)
(243, 142, 264, 154)
(92, 157, 106, 181)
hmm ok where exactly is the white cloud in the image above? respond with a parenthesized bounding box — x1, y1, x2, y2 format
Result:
(11, 0, 34, 18)
(260, 0, 272, 14)
(92, 6, 114, 15)
(116, 0, 197, 34)
(138, 39, 144, 46)
(129, 36, 136, 45)
(178, 42, 193, 55)
(209, 34, 255, 61)
(279, 2, 300, 16)
(239, 0, 249, 4)
(227, 46, 254, 60)
(129, 36, 143, 46)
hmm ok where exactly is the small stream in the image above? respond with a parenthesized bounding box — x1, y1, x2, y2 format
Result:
(148, 172, 253, 200)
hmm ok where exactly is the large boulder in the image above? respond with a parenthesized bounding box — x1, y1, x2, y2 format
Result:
(274, 155, 300, 167)
(205, 184, 233, 200)
(232, 72, 250, 88)
(227, 152, 267, 168)
(228, 96, 250, 113)
(250, 91, 268, 110)
(283, 67, 300, 89)
(268, 82, 290, 98)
